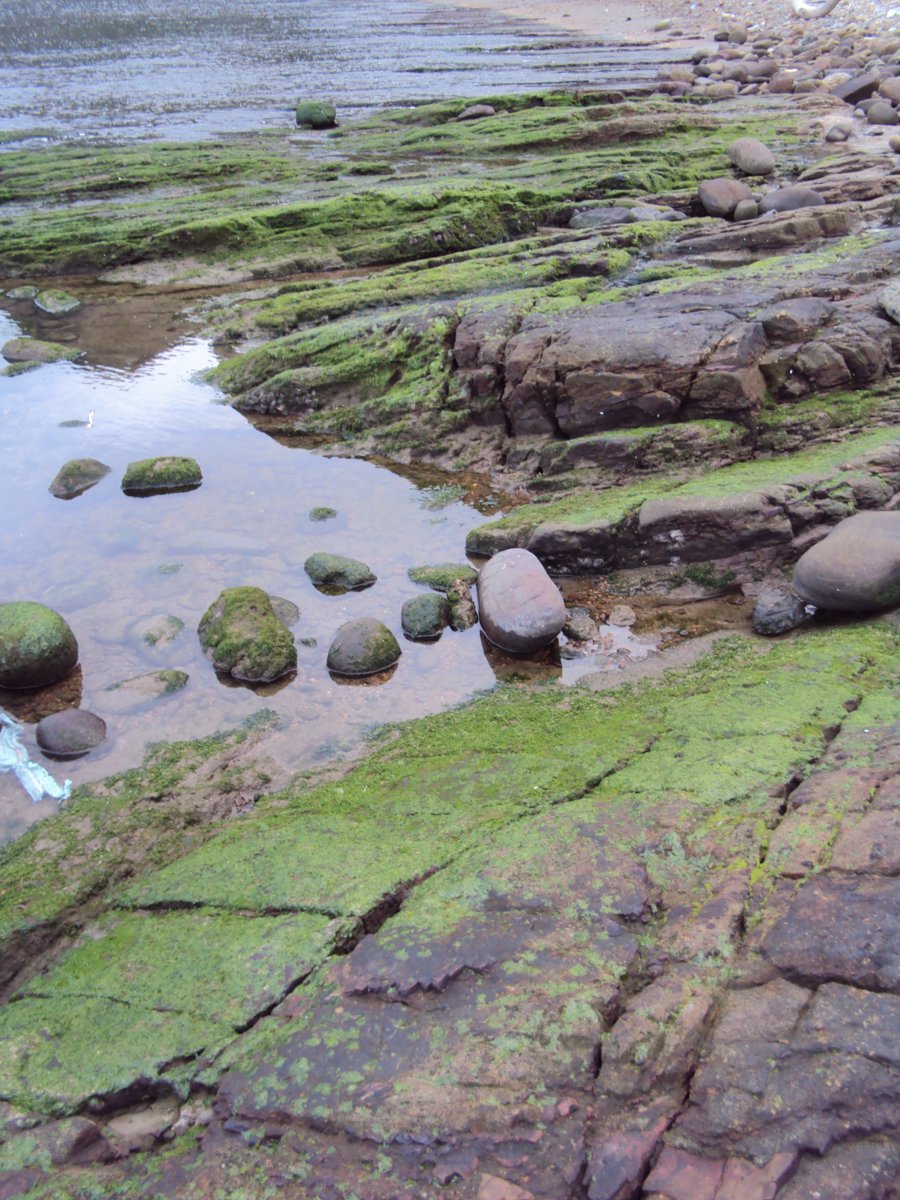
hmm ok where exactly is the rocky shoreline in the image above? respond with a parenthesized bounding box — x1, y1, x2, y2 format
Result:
(0, 7, 899, 1199)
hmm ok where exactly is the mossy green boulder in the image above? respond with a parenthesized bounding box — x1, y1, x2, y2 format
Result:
(304, 552, 376, 593)
(0, 601, 78, 689)
(48, 457, 110, 500)
(401, 592, 449, 639)
(1, 337, 83, 365)
(121, 456, 202, 495)
(198, 587, 297, 683)
(327, 617, 401, 676)
(295, 100, 337, 129)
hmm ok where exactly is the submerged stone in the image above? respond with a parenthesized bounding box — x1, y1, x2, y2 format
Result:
(327, 618, 401, 676)
(101, 670, 189, 713)
(309, 506, 338, 522)
(198, 587, 296, 683)
(269, 596, 300, 628)
(0, 602, 78, 690)
(401, 593, 449, 640)
(793, 512, 900, 611)
(121, 456, 202, 495)
(1, 337, 83, 365)
(477, 548, 566, 654)
(295, 100, 337, 129)
(5, 286, 38, 300)
(134, 614, 185, 648)
(304, 552, 376, 593)
(36, 709, 106, 759)
(34, 288, 81, 316)
(49, 458, 111, 500)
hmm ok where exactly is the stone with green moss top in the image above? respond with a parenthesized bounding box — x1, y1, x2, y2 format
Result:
(34, 288, 80, 316)
(121, 456, 202, 496)
(326, 617, 401, 677)
(309, 506, 338, 522)
(1, 337, 84, 365)
(1, 360, 41, 377)
(401, 593, 449, 640)
(101, 669, 189, 713)
(48, 458, 111, 500)
(0, 601, 78, 689)
(198, 587, 296, 683)
(295, 100, 337, 130)
(304, 551, 376, 593)
(5, 285, 38, 300)
(408, 562, 477, 592)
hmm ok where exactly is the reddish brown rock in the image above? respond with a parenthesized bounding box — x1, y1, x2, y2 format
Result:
(477, 548, 566, 653)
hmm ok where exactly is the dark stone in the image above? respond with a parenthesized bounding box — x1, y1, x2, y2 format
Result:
(477, 549, 566, 654)
(793, 512, 900, 611)
(759, 297, 835, 343)
(752, 589, 810, 636)
(587, 1122, 667, 1200)
(867, 100, 899, 126)
(570, 206, 634, 229)
(830, 71, 883, 104)
(36, 709, 106, 759)
(0, 602, 78, 689)
(401, 593, 448, 640)
(447, 581, 478, 631)
(326, 618, 401, 676)
(304, 552, 376, 593)
(49, 458, 111, 500)
(630, 493, 793, 567)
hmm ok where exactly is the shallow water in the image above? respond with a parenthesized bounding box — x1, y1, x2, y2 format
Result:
(0, 0, 679, 143)
(0, 290, 671, 842)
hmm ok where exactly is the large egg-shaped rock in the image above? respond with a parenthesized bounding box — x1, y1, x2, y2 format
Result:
(0, 601, 78, 689)
(793, 512, 900, 611)
(477, 548, 566, 654)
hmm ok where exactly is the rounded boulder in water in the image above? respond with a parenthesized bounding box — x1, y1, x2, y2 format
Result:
(36, 709, 106, 758)
(477, 548, 566, 654)
(327, 618, 401, 677)
(793, 512, 900, 612)
(0, 601, 78, 689)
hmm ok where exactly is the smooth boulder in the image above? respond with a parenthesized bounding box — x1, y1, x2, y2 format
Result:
(793, 512, 900, 611)
(36, 709, 106, 758)
(327, 618, 401, 676)
(1, 337, 83, 364)
(198, 587, 296, 682)
(698, 177, 752, 218)
(758, 187, 825, 215)
(728, 137, 776, 176)
(49, 458, 111, 500)
(0, 601, 78, 689)
(477, 548, 566, 654)
(304, 552, 376, 592)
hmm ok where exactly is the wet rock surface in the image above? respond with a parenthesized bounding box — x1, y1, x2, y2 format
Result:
(326, 616, 402, 675)
(120, 456, 202, 495)
(197, 586, 296, 682)
(48, 457, 111, 500)
(35, 709, 106, 758)
(477, 548, 566, 653)
(304, 551, 376, 592)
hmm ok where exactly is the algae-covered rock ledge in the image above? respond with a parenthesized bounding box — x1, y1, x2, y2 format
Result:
(2, 5, 900, 1197)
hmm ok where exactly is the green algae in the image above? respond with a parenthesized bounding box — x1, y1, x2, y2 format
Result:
(467, 425, 900, 554)
(121, 456, 202, 494)
(197, 586, 297, 682)
(408, 562, 478, 591)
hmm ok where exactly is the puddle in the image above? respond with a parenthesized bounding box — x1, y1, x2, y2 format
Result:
(0, 288, 753, 843)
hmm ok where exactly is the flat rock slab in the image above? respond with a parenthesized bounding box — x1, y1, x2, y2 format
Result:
(793, 511, 900, 611)
(632, 491, 793, 567)
(477, 548, 566, 653)
(1, 337, 83, 364)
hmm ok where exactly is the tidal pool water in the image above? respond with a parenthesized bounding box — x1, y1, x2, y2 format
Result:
(0, 290, 667, 842)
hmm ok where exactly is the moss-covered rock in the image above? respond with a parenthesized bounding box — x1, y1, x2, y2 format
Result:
(1, 338, 83, 365)
(121, 456, 202, 495)
(33, 288, 80, 315)
(295, 100, 337, 129)
(101, 669, 189, 714)
(407, 562, 478, 592)
(309, 506, 338, 522)
(197, 587, 296, 683)
(48, 458, 110, 500)
(401, 593, 449, 640)
(0, 602, 78, 689)
(326, 617, 401, 676)
(304, 551, 376, 593)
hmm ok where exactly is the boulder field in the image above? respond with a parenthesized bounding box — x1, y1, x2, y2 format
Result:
(1, 10, 899, 1200)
